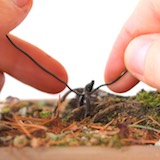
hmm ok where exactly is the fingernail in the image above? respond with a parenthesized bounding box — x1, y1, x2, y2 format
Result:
(11, 0, 29, 7)
(125, 37, 152, 75)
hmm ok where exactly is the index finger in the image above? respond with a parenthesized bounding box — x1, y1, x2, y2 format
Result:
(0, 34, 68, 93)
(105, 0, 160, 92)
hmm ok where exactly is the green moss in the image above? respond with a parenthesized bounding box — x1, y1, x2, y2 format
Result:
(136, 90, 160, 108)
(39, 111, 51, 118)
(1, 107, 10, 113)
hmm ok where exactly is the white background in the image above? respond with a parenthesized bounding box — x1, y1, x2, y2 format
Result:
(1, 0, 155, 100)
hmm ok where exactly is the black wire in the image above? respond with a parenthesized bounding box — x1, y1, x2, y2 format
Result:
(6, 34, 81, 95)
(90, 70, 127, 94)
(6, 34, 127, 96)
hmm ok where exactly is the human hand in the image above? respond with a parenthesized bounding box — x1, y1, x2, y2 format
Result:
(105, 0, 160, 93)
(0, 0, 68, 93)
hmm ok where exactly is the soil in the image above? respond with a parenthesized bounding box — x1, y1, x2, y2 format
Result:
(0, 89, 160, 159)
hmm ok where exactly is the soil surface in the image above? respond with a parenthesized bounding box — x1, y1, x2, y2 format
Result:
(0, 89, 160, 158)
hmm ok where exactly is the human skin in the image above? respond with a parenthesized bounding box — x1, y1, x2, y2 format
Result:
(3, 0, 160, 95)
(105, 0, 160, 93)
(0, 0, 68, 93)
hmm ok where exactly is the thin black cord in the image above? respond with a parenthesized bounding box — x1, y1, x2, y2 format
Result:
(6, 34, 81, 95)
(90, 70, 127, 94)
(6, 34, 127, 96)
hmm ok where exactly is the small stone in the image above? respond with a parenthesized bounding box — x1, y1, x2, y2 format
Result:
(155, 140, 160, 146)
(18, 107, 27, 116)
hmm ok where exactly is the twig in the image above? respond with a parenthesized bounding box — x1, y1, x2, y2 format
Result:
(148, 116, 160, 127)
(129, 124, 160, 133)
(12, 114, 33, 138)
(132, 118, 147, 125)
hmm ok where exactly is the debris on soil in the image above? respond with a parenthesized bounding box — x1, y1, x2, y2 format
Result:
(0, 90, 160, 148)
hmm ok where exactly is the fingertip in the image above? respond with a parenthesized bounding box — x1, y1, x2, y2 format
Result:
(45, 63, 68, 94)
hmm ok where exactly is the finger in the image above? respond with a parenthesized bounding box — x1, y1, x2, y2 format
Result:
(0, 0, 32, 36)
(125, 34, 160, 90)
(0, 34, 68, 93)
(0, 72, 5, 91)
(104, 0, 160, 92)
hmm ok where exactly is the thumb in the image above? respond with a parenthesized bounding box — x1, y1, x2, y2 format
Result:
(125, 34, 160, 90)
(0, 0, 32, 36)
